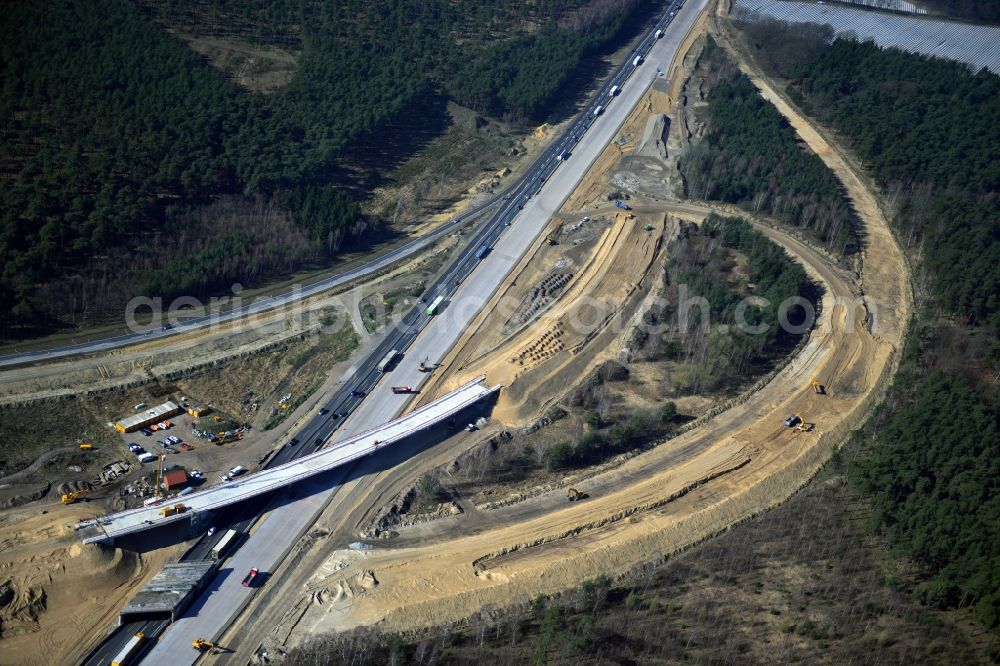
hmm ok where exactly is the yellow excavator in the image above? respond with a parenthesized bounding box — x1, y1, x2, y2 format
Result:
(214, 431, 244, 446)
(567, 488, 588, 502)
(61, 489, 90, 505)
(809, 379, 826, 395)
(192, 638, 220, 653)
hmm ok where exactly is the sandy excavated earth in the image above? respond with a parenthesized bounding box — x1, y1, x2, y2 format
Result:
(216, 10, 911, 661)
(0, 504, 183, 665)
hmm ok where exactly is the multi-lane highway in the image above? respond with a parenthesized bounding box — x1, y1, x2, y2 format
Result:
(79, 1, 697, 662)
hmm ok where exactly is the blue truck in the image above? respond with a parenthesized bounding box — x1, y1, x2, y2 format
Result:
(614, 200, 632, 210)
(475, 243, 491, 260)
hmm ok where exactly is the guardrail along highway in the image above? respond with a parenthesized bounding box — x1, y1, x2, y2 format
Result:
(79, 0, 702, 662)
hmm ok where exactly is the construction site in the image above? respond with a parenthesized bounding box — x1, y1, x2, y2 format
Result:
(0, 0, 927, 664)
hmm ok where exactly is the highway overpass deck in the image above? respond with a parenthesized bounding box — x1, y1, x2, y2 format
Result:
(79, 376, 497, 544)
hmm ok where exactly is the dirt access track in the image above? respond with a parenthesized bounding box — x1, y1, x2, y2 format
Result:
(228, 11, 911, 651)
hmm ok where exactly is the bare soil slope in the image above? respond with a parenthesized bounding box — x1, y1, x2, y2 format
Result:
(223, 11, 911, 658)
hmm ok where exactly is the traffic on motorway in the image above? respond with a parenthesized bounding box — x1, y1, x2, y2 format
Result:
(79, 1, 685, 662)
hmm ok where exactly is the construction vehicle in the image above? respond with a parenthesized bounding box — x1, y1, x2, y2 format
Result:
(644, 223, 654, 231)
(545, 222, 564, 246)
(213, 431, 244, 446)
(614, 199, 632, 210)
(809, 379, 826, 395)
(567, 488, 588, 501)
(79, 443, 93, 450)
(795, 421, 815, 433)
(159, 503, 187, 518)
(192, 638, 220, 653)
(783, 414, 802, 428)
(155, 453, 166, 499)
(418, 358, 438, 372)
(61, 489, 90, 505)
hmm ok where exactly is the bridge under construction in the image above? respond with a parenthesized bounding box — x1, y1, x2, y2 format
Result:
(78, 376, 499, 545)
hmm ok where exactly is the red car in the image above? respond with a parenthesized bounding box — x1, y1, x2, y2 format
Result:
(242, 567, 259, 587)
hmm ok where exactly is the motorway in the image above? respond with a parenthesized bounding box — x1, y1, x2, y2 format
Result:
(79, 1, 693, 663)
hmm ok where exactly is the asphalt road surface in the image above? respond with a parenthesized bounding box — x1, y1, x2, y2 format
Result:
(81, 1, 697, 662)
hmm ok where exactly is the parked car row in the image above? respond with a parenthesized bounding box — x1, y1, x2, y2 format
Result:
(139, 420, 174, 437)
(127, 443, 157, 463)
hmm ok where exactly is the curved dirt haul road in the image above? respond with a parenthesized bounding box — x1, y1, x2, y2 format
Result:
(219, 21, 912, 655)
(287, 191, 909, 636)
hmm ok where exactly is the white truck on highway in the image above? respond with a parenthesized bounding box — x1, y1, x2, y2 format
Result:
(610, 84, 620, 96)
(378, 349, 400, 372)
(211, 528, 239, 559)
(594, 105, 603, 116)
(633, 55, 643, 67)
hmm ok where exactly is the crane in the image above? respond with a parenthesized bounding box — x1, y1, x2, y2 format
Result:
(155, 454, 165, 498)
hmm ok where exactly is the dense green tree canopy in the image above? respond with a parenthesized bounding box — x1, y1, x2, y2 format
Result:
(685, 38, 857, 254)
(739, 22, 1000, 630)
(851, 374, 1000, 627)
(2, 0, 651, 332)
(784, 38, 1000, 327)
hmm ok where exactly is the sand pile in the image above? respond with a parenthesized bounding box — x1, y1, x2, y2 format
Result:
(0, 505, 174, 665)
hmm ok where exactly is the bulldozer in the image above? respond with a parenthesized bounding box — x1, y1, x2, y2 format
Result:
(809, 379, 826, 395)
(192, 638, 220, 653)
(61, 489, 90, 505)
(567, 488, 588, 502)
